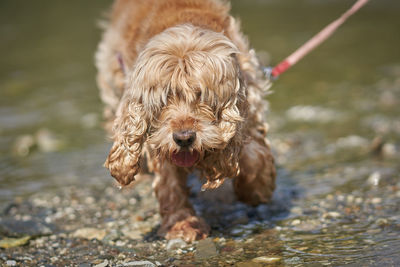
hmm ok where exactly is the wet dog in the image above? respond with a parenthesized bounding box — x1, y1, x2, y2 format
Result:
(96, 0, 275, 242)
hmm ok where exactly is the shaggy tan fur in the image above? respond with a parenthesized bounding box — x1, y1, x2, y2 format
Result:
(96, 0, 276, 242)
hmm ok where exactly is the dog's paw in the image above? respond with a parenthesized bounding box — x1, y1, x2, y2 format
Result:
(165, 216, 210, 243)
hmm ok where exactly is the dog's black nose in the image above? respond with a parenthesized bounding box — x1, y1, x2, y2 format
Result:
(173, 130, 196, 147)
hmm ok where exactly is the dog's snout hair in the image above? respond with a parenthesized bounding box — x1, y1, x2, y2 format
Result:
(173, 130, 196, 147)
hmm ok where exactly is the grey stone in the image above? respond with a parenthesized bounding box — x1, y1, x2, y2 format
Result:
(94, 259, 109, 267)
(0, 218, 54, 237)
(195, 238, 218, 260)
(118, 261, 156, 267)
(6, 260, 17, 266)
(166, 238, 187, 251)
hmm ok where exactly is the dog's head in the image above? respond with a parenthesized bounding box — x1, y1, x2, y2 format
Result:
(105, 24, 247, 187)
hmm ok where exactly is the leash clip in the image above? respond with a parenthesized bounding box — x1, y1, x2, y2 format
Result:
(262, 66, 278, 81)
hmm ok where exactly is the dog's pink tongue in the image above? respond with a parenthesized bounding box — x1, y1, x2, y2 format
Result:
(171, 151, 199, 167)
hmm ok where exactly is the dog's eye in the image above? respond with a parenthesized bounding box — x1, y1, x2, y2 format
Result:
(196, 91, 201, 99)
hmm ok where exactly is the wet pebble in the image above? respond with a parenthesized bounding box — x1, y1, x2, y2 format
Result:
(367, 172, 381, 186)
(0, 217, 54, 237)
(371, 197, 382, 204)
(252, 256, 281, 263)
(322, 211, 341, 219)
(382, 143, 397, 157)
(0, 236, 31, 249)
(286, 105, 342, 123)
(72, 227, 107, 240)
(6, 260, 17, 266)
(12, 128, 65, 156)
(290, 219, 301, 226)
(35, 128, 64, 152)
(122, 229, 143, 240)
(334, 135, 369, 149)
(80, 113, 99, 129)
(376, 218, 389, 227)
(284, 256, 302, 264)
(94, 259, 109, 267)
(166, 238, 187, 251)
(117, 261, 156, 267)
(195, 238, 218, 260)
(12, 134, 35, 157)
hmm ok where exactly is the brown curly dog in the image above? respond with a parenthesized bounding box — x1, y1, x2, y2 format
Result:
(96, 0, 276, 242)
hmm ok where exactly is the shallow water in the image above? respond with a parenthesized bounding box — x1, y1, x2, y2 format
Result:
(1, 0, 400, 265)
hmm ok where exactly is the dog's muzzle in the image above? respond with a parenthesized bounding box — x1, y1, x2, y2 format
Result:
(171, 130, 199, 167)
(173, 130, 196, 147)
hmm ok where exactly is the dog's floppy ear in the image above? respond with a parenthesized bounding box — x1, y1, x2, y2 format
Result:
(104, 98, 148, 186)
(218, 72, 245, 144)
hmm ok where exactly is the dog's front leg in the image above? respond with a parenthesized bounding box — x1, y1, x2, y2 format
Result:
(234, 139, 276, 206)
(153, 162, 209, 242)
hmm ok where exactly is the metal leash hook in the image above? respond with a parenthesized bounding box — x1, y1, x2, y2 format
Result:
(262, 66, 275, 81)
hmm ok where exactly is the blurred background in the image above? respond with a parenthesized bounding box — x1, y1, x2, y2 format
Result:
(1, 0, 399, 204)
(3, 0, 399, 200)
(0, 0, 399, 263)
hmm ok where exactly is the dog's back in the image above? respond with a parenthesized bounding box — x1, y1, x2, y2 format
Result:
(111, 0, 231, 62)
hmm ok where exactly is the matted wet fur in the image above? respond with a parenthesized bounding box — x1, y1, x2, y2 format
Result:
(96, 0, 276, 242)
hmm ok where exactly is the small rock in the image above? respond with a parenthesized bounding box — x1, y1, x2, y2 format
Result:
(118, 261, 156, 267)
(122, 229, 142, 240)
(230, 227, 245, 236)
(355, 197, 363, 204)
(382, 143, 397, 157)
(236, 262, 262, 267)
(284, 256, 302, 264)
(322, 211, 341, 219)
(80, 113, 99, 129)
(371, 197, 382, 204)
(293, 220, 320, 232)
(367, 172, 381, 186)
(94, 259, 109, 267)
(286, 105, 341, 123)
(103, 229, 121, 243)
(252, 256, 281, 263)
(346, 195, 354, 203)
(36, 128, 64, 152)
(166, 238, 187, 251)
(0, 236, 31, 249)
(12, 135, 35, 157)
(72, 228, 107, 240)
(335, 135, 368, 148)
(6, 260, 17, 266)
(376, 218, 389, 227)
(291, 219, 301, 226)
(115, 240, 126, 247)
(290, 207, 303, 215)
(195, 238, 218, 260)
(0, 218, 54, 237)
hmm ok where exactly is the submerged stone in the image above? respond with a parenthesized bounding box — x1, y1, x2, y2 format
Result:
(195, 238, 218, 260)
(72, 227, 107, 241)
(0, 236, 31, 249)
(0, 217, 54, 237)
(252, 256, 281, 263)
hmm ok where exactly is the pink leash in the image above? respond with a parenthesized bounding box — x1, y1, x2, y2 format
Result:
(265, 0, 370, 80)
